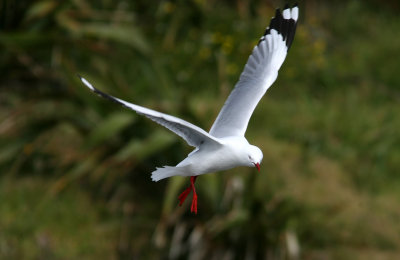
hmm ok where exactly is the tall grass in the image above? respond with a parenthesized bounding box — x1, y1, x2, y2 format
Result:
(0, 0, 399, 258)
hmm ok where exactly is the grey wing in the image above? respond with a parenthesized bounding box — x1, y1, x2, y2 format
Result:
(79, 76, 222, 148)
(209, 5, 298, 138)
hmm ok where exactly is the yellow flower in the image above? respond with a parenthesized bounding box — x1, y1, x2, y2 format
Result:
(199, 47, 212, 60)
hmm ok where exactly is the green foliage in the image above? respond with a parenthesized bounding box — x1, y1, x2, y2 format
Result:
(1, 0, 400, 259)
(0, 177, 116, 259)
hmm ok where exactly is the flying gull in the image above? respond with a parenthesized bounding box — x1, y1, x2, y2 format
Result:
(79, 4, 298, 214)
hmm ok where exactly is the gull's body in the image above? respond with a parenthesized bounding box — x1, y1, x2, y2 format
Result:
(79, 5, 299, 213)
(174, 136, 260, 177)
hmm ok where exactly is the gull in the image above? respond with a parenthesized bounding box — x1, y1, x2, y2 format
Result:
(79, 4, 298, 214)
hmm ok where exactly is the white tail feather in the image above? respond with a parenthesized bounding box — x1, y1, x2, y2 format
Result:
(151, 165, 190, 182)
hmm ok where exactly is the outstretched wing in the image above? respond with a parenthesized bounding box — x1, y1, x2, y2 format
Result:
(79, 76, 222, 148)
(209, 4, 298, 138)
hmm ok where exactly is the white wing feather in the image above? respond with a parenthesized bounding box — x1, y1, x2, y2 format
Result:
(79, 76, 222, 148)
(209, 5, 298, 138)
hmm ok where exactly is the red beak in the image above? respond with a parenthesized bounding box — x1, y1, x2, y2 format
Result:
(255, 163, 260, 171)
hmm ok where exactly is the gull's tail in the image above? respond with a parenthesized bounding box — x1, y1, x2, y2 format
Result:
(151, 165, 190, 182)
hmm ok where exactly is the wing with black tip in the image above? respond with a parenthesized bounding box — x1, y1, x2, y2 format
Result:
(209, 4, 299, 138)
(79, 76, 222, 148)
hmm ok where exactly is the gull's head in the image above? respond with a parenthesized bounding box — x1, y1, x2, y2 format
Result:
(246, 145, 263, 171)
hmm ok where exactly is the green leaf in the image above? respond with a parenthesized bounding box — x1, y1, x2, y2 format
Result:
(199, 173, 220, 208)
(207, 209, 249, 235)
(0, 142, 23, 165)
(80, 24, 150, 54)
(114, 130, 176, 161)
(25, 1, 58, 21)
(51, 153, 99, 194)
(55, 10, 150, 54)
(86, 112, 135, 146)
(162, 177, 186, 215)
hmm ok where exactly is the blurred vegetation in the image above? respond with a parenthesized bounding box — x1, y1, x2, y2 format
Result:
(1, 0, 400, 259)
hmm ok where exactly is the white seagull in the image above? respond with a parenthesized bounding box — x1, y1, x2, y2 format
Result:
(79, 4, 298, 214)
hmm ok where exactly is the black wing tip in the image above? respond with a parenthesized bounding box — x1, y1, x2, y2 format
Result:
(77, 74, 86, 84)
(77, 74, 88, 84)
(78, 76, 129, 109)
(78, 74, 98, 92)
(93, 89, 120, 105)
(284, 3, 298, 11)
(78, 74, 101, 94)
(258, 4, 298, 50)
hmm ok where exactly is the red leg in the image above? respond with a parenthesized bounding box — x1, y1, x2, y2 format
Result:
(177, 176, 198, 214)
(178, 186, 192, 206)
(190, 176, 198, 214)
